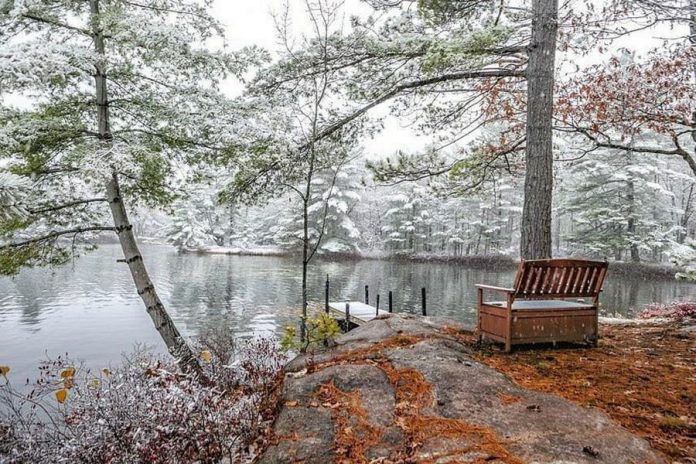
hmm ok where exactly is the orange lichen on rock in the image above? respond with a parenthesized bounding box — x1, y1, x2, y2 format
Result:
(378, 360, 525, 464)
(474, 323, 696, 461)
(316, 380, 383, 463)
(499, 394, 523, 405)
(310, 335, 525, 463)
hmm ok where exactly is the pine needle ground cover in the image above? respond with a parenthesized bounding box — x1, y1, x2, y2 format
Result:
(470, 323, 696, 462)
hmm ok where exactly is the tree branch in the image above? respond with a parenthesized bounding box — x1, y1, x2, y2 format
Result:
(29, 198, 108, 215)
(1, 227, 116, 249)
(305, 68, 525, 148)
(21, 12, 91, 36)
(576, 128, 696, 176)
(112, 128, 224, 150)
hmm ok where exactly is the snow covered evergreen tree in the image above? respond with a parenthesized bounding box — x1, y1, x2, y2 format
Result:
(0, 0, 263, 372)
(166, 199, 217, 251)
(271, 163, 362, 254)
(166, 174, 230, 251)
(560, 149, 681, 262)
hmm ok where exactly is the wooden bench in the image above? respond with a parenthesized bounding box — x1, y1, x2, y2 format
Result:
(476, 259, 608, 352)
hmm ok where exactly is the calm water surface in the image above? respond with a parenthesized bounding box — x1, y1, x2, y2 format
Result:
(1, 244, 694, 381)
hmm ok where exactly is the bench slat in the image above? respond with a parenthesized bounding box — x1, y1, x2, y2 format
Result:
(554, 267, 568, 294)
(594, 266, 607, 294)
(512, 259, 607, 299)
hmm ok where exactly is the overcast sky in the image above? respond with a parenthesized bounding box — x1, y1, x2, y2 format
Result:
(213, 0, 429, 157)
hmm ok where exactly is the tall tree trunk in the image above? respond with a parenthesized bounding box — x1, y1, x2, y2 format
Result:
(90, 0, 201, 376)
(521, 0, 558, 260)
(626, 179, 640, 263)
(679, 184, 694, 244)
(690, 0, 696, 184)
(554, 211, 561, 254)
(301, 196, 309, 343)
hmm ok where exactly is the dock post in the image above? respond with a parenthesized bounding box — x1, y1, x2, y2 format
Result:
(376, 294, 380, 315)
(365, 285, 369, 305)
(421, 287, 427, 316)
(388, 291, 393, 313)
(325, 275, 329, 314)
(345, 302, 350, 329)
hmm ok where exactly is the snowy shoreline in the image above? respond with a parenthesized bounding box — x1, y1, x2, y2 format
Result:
(180, 245, 289, 257)
(176, 245, 518, 267)
(169, 244, 688, 279)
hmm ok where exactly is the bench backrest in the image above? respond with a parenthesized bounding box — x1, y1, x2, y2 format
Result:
(512, 259, 608, 299)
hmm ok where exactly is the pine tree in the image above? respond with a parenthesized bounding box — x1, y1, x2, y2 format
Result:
(560, 150, 679, 261)
(0, 0, 262, 373)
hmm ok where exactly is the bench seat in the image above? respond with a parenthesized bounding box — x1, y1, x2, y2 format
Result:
(485, 300, 594, 310)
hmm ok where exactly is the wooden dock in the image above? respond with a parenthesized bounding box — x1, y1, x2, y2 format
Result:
(328, 301, 390, 326)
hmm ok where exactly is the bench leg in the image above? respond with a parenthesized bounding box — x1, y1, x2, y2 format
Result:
(504, 296, 513, 353)
(592, 309, 599, 347)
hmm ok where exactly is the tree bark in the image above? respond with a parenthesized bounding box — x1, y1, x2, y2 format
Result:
(626, 179, 640, 262)
(680, 184, 695, 244)
(520, 0, 558, 260)
(301, 195, 309, 343)
(90, 0, 201, 376)
(691, 0, 696, 180)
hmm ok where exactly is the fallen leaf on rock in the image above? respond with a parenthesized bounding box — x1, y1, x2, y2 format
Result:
(288, 368, 307, 379)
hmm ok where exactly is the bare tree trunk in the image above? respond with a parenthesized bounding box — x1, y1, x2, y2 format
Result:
(521, 0, 558, 259)
(90, 0, 201, 376)
(679, 184, 694, 244)
(626, 179, 640, 262)
(301, 196, 309, 343)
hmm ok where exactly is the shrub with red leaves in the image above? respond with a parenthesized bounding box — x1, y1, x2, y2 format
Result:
(637, 301, 696, 322)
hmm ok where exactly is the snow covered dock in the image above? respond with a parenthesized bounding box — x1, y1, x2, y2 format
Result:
(328, 301, 390, 325)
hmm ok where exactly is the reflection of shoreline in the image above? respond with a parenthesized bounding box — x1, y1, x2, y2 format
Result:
(180, 245, 287, 257)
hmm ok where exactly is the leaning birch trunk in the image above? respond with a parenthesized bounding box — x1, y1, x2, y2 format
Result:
(89, 0, 202, 376)
(105, 174, 202, 376)
(520, 0, 558, 260)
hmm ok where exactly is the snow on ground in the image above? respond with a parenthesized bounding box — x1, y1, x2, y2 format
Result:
(599, 316, 671, 325)
(185, 245, 287, 256)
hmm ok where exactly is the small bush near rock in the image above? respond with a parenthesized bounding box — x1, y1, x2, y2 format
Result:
(280, 312, 341, 353)
(638, 301, 696, 322)
(0, 337, 286, 464)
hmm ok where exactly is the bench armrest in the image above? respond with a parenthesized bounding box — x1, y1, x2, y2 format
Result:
(475, 284, 515, 294)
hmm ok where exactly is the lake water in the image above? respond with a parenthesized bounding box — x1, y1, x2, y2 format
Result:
(1, 244, 694, 382)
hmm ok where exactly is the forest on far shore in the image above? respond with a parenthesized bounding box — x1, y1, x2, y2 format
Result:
(160, 145, 694, 268)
